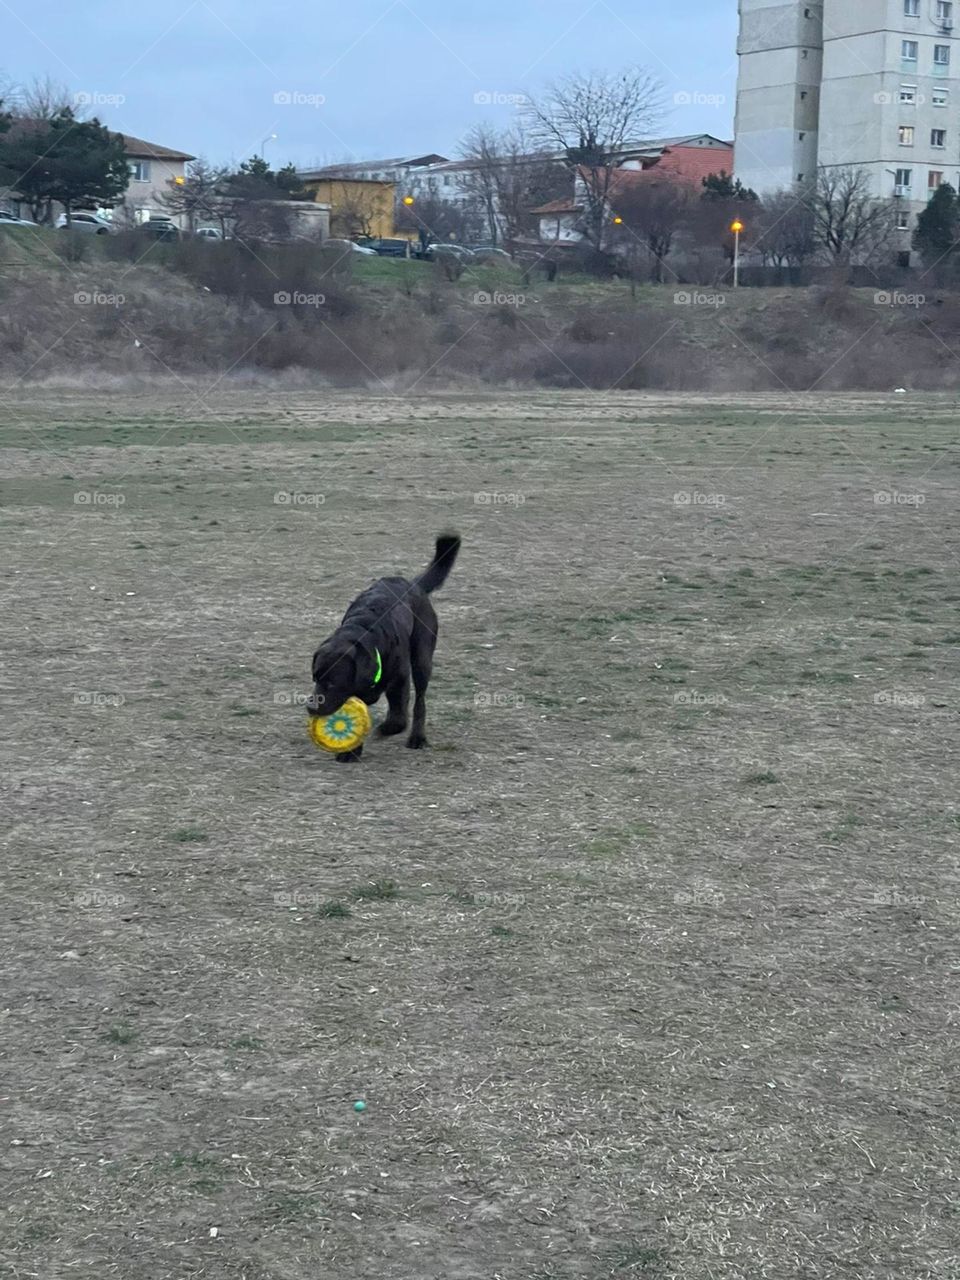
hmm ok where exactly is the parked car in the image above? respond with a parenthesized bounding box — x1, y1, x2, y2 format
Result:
(473, 246, 513, 264)
(359, 237, 417, 258)
(194, 226, 225, 241)
(321, 238, 377, 256)
(0, 209, 36, 226)
(139, 217, 181, 242)
(56, 211, 115, 235)
(425, 242, 475, 262)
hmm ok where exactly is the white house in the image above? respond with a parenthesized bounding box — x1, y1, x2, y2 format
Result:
(117, 133, 196, 225)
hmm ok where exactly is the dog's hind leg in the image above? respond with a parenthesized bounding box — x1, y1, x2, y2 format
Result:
(407, 623, 437, 750)
(377, 677, 410, 737)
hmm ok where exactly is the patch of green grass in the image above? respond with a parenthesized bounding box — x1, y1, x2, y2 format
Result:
(352, 879, 400, 902)
(587, 820, 654, 858)
(823, 812, 866, 844)
(230, 703, 261, 717)
(169, 827, 209, 843)
(607, 1243, 670, 1276)
(318, 900, 352, 918)
(230, 1035, 264, 1051)
(491, 925, 514, 938)
(743, 770, 780, 785)
(105, 1024, 137, 1045)
(160, 710, 186, 721)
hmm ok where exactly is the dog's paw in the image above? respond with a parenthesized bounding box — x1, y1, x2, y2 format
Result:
(335, 750, 363, 763)
(377, 720, 407, 737)
(406, 733, 428, 750)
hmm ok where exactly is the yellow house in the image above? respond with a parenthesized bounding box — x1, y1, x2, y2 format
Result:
(299, 177, 398, 240)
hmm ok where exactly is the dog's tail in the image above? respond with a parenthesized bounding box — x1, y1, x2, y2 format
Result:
(415, 532, 461, 594)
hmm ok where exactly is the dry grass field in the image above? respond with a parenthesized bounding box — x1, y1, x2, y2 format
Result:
(1, 387, 958, 1279)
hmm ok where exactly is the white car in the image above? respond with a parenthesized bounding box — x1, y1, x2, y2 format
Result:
(195, 226, 225, 240)
(0, 209, 36, 226)
(56, 211, 116, 235)
(322, 238, 377, 255)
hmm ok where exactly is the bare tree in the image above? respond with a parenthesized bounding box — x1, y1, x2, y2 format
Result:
(808, 166, 895, 266)
(755, 188, 816, 273)
(395, 189, 480, 246)
(613, 180, 691, 282)
(523, 68, 663, 251)
(458, 124, 503, 243)
(459, 124, 569, 245)
(327, 182, 384, 239)
(11, 75, 80, 120)
(159, 157, 230, 233)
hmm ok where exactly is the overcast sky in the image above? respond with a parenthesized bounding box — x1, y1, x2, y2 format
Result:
(4, 0, 737, 169)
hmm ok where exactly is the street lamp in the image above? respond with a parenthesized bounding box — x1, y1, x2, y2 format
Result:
(261, 133, 277, 159)
(730, 219, 744, 287)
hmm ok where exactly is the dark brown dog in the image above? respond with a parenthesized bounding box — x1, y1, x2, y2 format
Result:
(307, 533, 461, 762)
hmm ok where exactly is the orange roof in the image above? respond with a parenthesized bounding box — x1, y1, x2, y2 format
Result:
(577, 144, 734, 194)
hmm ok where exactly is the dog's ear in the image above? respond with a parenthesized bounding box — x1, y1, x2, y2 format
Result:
(351, 634, 377, 683)
(313, 642, 354, 685)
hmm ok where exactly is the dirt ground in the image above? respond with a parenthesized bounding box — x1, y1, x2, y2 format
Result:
(1, 387, 958, 1280)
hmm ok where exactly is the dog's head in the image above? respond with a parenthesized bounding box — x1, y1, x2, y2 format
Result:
(307, 635, 378, 717)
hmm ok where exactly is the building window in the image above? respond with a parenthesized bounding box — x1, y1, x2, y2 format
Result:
(900, 84, 918, 104)
(895, 167, 913, 193)
(934, 45, 951, 72)
(897, 210, 911, 230)
(899, 125, 915, 145)
(933, 86, 950, 106)
(904, 0, 919, 13)
(902, 39, 919, 64)
(937, 0, 953, 22)
(932, 128, 947, 148)
(128, 160, 151, 182)
(929, 170, 945, 189)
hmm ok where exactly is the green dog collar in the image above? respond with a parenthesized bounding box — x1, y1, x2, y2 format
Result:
(373, 648, 382, 685)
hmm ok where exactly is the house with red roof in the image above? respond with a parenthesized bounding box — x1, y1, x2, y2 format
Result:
(530, 134, 734, 246)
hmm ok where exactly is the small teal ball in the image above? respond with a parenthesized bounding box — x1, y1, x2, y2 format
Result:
(353, 1100, 366, 1112)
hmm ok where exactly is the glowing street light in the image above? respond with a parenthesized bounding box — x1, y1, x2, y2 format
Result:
(730, 219, 745, 287)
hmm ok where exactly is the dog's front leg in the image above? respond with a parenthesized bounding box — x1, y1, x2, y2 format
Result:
(377, 677, 410, 737)
(336, 744, 364, 764)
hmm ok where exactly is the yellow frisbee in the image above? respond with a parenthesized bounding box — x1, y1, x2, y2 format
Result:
(308, 697, 372, 753)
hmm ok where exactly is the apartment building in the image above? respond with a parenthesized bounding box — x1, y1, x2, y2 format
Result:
(736, 0, 960, 234)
